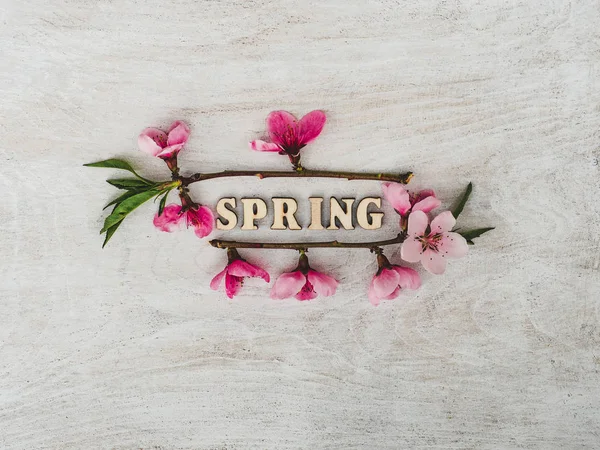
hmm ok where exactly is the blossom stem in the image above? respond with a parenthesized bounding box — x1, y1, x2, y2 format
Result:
(209, 233, 406, 250)
(180, 169, 413, 185)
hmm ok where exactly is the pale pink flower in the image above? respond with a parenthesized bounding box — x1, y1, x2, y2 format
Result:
(401, 210, 468, 275)
(382, 183, 441, 229)
(210, 249, 270, 298)
(138, 120, 190, 159)
(271, 252, 338, 301)
(249, 110, 326, 167)
(368, 252, 421, 306)
(153, 203, 214, 238)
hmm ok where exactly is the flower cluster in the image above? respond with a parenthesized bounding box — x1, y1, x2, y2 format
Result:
(209, 249, 339, 301)
(87, 110, 493, 305)
(138, 121, 215, 239)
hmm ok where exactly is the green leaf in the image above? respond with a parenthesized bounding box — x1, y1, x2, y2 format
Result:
(103, 189, 144, 210)
(107, 178, 155, 190)
(84, 158, 135, 170)
(84, 158, 152, 183)
(100, 188, 162, 234)
(451, 182, 473, 219)
(102, 220, 123, 248)
(158, 191, 169, 216)
(458, 227, 495, 245)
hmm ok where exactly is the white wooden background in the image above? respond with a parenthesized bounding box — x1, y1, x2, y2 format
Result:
(2, 0, 600, 448)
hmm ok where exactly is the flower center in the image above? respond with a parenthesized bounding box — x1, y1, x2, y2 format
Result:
(275, 124, 304, 155)
(185, 209, 200, 228)
(408, 193, 418, 206)
(153, 135, 167, 147)
(418, 232, 443, 253)
(300, 280, 315, 294)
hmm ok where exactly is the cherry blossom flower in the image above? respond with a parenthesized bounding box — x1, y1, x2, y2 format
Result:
(210, 248, 270, 298)
(401, 210, 468, 275)
(153, 203, 214, 238)
(138, 120, 190, 160)
(368, 252, 421, 306)
(249, 110, 326, 168)
(382, 183, 441, 230)
(153, 204, 183, 232)
(271, 252, 338, 301)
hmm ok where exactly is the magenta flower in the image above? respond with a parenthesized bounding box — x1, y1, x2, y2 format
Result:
(210, 249, 270, 298)
(382, 182, 441, 230)
(401, 210, 468, 275)
(270, 252, 338, 301)
(249, 110, 326, 167)
(138, 120, 190, 160)
(368, 252, 421, 306)
(153, 204, 183, 232)
(153, 203, 214, 238)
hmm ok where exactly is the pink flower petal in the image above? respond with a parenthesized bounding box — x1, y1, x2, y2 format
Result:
(225, 273, 242, 298)
(271, 271, 306, 299)
(414, 189, 436, 203)
(210, 268, 227, 290)
(368, 279, 380, 306)
(166, 121, 190, 147)
(266, 110, 298, 146)
(307, 270, 338, 297)
(382, 286, 401, 300)
(407, 210, 428, 236)
(249, 140, 281, 152)
(295, 280, 318, 301)
(297, 110, 326, 145)
(382, 183, 411, 216)
(138, 129, 167, 156)
(186, 206, 214, 239)
(412, 196, 441, 214)
(153, 204, 183, 232)
(373, 267, 400, 298)
(228, 260, 270, 282)
(421, 249, 447, 275)
(401, 237, 423, 263)
(392, 266, 421, 290)
(430, 211, 456, 233)
(439, 232, 469, 258)
(155, 143, 185, 159)
(140, 128, 167, 145)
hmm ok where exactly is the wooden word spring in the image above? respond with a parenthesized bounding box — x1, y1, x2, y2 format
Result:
(216, 197, 384, 231)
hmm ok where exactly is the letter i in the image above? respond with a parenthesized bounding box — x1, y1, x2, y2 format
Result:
(308, 198, 324, 230)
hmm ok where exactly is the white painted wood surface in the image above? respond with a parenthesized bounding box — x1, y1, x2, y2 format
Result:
(1, 0, 600, 448)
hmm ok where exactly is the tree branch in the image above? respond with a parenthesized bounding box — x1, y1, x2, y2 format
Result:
(209, 233, 406, 250)
(181, 169, 413, 185)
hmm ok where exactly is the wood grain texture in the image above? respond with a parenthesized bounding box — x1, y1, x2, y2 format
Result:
(1, 0, 600, 448)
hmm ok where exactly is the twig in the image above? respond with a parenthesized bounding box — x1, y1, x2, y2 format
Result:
(209, 233, 406, 250)
(181, 169, 413, 185)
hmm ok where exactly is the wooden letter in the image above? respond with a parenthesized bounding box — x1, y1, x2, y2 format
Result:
(271, 198, 301, 230)
(308, 197, 324, 230)
(356, 197, 383, 230)
(216, 197, 237, 230)
(327, 198, 355, 230)
(241, 198, 267, 230)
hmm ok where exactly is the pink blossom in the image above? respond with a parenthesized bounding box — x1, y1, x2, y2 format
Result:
(368, 252, 421, 306)
(401, 210, 468, 275)
(153, 204, 183, 232)
(271, 253, 338, 301)
(153, 203, 214, 238)
(138, 120, 190, 159)
(249, 110, 326, 167)
(210, 249, 270, 298)
(382, 183, 441, 229)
